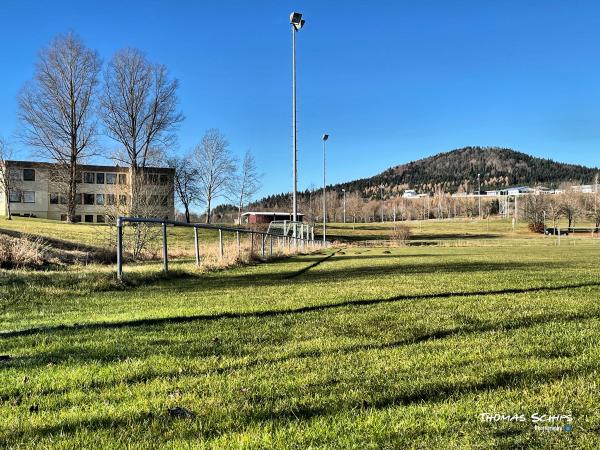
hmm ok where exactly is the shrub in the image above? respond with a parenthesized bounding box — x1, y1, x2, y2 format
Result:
(528, 222, 545, 233)
(390, 224, 411, 245)
(0, 234, 50, 269)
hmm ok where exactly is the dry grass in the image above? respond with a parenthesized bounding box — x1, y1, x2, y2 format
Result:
(0, 234, 50, 269)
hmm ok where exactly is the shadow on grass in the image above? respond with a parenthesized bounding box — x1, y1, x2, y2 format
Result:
(7, 308, 595, 396)
(3, 281, 599, 339)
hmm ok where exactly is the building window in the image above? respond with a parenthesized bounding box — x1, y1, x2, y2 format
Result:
(83, 193, 95, 205)
(60, 214, 67, 221)
(161, 194, 168, 207)
(84, 172, 95, 184)
(22, 191, 35, 203)
(9, 191, 21, 202)
(8, 169, 21, 181)
(119, 194, 127, 206)
(95, 194, 105, 205)
(50, 193, 59, 204)
(96, 173, 105, 184)
(145, 173, 159, 185)
(75, 193, 82, 205)
(106, 173, 117, 184)
(118, 174, 127, 184)
(106, 194, 116, 205)
(75, 171, 83, 183)
(85, 215, 94, 223)
(59, 194, 68, 205)
(96, 215, 105, 223)
(159, 174, 169, 185)
(23, 169, 36, 181)
(73, 215, 81, 223)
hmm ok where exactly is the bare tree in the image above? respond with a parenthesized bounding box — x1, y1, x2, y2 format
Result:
(18, 32, 101, 222)
(195, 129, 236, 223)
(168, 153, 200, 223)
(230, 150, 262, 224)
(0, 139, 14, 220)
(100, 48, 183, 211)
(559, 187, 582, 228)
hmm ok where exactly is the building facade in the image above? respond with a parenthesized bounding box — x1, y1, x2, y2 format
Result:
(0, 161, 175, 222)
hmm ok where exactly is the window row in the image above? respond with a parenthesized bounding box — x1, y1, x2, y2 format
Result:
(82, 172, 127, 185)
(9, 191, 35, 203)
(61, 214, 108, 223)
(50, 193, 127, 206)
(9, 168, 36, 181)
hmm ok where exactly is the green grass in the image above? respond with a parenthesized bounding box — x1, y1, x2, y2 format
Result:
(2, 236, 600, 448)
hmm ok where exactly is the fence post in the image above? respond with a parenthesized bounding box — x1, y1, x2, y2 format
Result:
(270, 234, 273, 257)
(236, 231, 240, 257)
(162, 222, 168, 273)
(194, 226, 200, 266)
(250, 232, 254, 255)
(219, 229, 224, 258)
(116, 217, 123, 280)
(261, 234, 265, 257)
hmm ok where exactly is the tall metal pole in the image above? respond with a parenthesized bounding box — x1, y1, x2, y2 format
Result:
(116, 217, 123, 280)
(478, 173, 481, 220)
(292, 25, 298, 223)
(323, 138, 326, 243)
(342, 189, 346, 223)
(162, 222, 168, 273)
(380, 185, 384, 223)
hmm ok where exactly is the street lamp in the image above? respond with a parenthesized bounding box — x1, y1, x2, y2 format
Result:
(290, 12, 305, 224)
(478, 173, 481, 220)
(380, 184, 385, 223)
(322, 133, 329, 243)
(342, 188, 346, 224)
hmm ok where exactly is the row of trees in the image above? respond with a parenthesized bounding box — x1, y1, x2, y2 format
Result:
(5, 32, 261, 223)
(522, 188, 600, 231)
(170, 129, 261, 223)
(15, 33, 183, 222)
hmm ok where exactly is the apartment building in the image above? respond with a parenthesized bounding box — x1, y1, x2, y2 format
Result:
(0, 161, 175, 222)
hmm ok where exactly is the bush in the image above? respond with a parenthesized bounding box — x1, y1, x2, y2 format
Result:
(528, 222, 545, 233)
(390, 224, 411, 245)
(0, 234, 50, 269)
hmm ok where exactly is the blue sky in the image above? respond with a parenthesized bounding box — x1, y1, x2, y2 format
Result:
(1, 0, 600, 201)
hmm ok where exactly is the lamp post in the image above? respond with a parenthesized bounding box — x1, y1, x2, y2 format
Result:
(290, 12, 305, 224)
(380, 184, 385, 223)
(342, 188, 346, 224)
(478, 173, 481, 220)
(322, 133, 329, 243)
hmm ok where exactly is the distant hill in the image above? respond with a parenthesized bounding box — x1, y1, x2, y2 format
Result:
(253, 146, 599, 208)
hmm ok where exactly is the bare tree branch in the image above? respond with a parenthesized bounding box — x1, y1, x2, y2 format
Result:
(17, 32, 101, 222)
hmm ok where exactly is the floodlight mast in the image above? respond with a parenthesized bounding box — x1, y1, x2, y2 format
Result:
(290, 12, 304, 225)
(322, 133, 329, 243)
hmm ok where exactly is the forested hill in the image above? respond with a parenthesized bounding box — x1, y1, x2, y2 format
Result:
(253, 147, 599, 208)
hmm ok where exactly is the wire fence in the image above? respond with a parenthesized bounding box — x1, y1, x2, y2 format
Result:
(115, 217, 329, 280)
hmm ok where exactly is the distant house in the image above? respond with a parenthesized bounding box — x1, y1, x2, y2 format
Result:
(402, 189, 417, 198)
(501, 186, 531, 196)
(241, 211, 304, 224)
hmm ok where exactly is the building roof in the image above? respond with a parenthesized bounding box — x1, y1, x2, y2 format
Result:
(5, 160, 174, 174)
(241, 211, 304, 216)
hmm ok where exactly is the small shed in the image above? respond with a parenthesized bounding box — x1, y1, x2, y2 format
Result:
(241, 212, 304, 224)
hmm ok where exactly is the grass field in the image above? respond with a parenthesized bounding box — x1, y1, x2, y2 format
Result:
(2, 217, 600, 448)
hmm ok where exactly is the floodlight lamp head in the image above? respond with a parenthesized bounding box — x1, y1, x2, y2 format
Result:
(322, 133, 329, 141)
(290, 12, 304, 30)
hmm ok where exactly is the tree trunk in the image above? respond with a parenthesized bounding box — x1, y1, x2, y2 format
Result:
(206, 197, 211, 224)
(68, 155, 77, 222)
(5, 192, 11, 220)
(184, 206, 190, 223)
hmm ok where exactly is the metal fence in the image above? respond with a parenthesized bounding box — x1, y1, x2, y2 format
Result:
(116, 216, 329, 280)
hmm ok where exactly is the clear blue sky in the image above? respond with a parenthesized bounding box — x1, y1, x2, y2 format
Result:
(1, 0, 600, 201)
